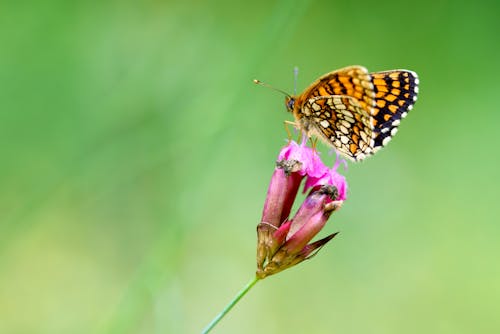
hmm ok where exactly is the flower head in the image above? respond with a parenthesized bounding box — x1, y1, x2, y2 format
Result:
(256, 140, 347, 279)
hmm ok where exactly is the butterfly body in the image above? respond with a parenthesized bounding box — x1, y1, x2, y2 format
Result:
(285, 66, 419, 161)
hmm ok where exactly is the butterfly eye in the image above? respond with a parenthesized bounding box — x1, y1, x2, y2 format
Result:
(286, 98, 295, 111)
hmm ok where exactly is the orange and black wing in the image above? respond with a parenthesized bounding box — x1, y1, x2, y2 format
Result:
(297, 66, 376, 114)
(301, 95, 374, 161)
(370, 70, 419, 149)
(293, 67, 419, 160)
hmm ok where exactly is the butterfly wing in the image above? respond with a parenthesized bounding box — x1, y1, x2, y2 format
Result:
(296, 66, 376, 114)
(370, 70, 419, 150)
(294, 67, 419, 160)
(301, 95, 375, 161)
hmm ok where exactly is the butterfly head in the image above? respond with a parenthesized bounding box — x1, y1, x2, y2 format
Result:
(285, 96, 295, 113)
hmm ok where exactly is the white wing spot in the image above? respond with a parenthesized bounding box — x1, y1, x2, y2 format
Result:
(339, 125, 349, 134)
(356, 153, 366, 160)
(303, 106, 312, 116)
(360, 131, 368, 143)
(341, 110, 354, 118)
(341, 120, 351, 128)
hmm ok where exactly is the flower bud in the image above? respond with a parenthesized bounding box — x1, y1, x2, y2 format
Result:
(256, 140, 347, 279)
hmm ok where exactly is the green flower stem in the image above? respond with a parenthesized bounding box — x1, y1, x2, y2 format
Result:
(201, 276, 260, 334)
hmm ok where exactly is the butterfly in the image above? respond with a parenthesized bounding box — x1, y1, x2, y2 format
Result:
(284, 66, 419, 161)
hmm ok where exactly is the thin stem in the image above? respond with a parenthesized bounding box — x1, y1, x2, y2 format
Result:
(201, 276, 260, 334)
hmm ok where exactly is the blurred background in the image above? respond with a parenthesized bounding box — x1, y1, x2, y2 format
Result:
(1, 0, 499, 333)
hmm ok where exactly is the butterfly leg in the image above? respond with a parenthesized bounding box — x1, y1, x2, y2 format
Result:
(283, 120, 298, 143)
(309, 137, 318, 151)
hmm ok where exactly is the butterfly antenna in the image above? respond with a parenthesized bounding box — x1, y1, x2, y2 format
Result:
(293, 66, 299, 95)
(253, 79, 292, 98)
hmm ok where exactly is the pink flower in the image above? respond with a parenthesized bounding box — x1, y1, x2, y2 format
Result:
(256, 140, 347, 278)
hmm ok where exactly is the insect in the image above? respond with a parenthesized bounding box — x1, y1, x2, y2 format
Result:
(257, 66, 419, 161)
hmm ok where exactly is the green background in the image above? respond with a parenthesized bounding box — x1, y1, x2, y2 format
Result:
(1, 0, 499, 333)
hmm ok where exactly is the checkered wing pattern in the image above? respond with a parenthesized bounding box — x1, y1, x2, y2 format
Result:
(301, 95, 375, 161)
(370, 70, 419, 150)
(290, 66, 419, 161)
(298, 66, 376, 113)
